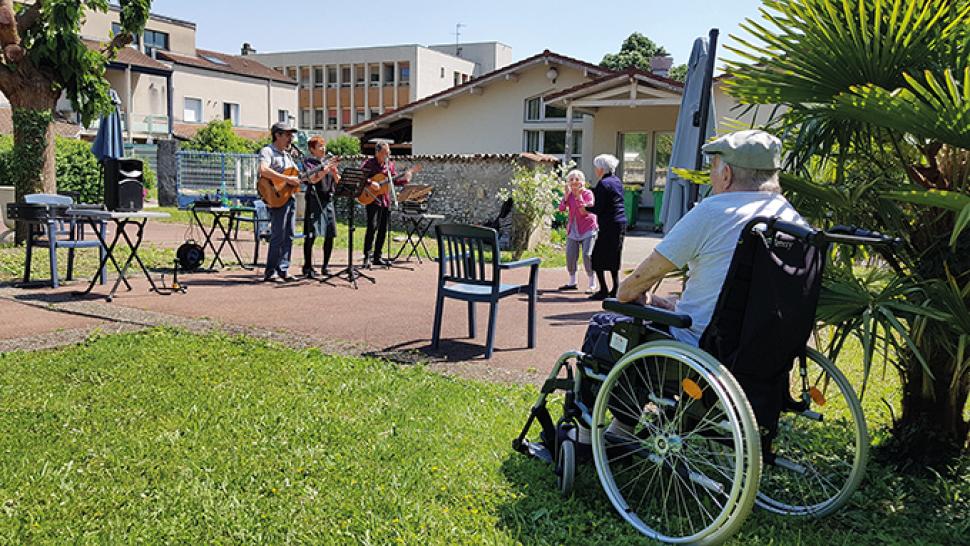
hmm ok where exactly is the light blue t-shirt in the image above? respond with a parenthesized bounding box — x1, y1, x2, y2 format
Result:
(655, 191, 804, 346)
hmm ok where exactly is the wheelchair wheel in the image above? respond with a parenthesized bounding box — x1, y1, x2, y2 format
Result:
(756, 347, 868, 517)
(591, 340, 762, 545)
(557, 438, 576, 498)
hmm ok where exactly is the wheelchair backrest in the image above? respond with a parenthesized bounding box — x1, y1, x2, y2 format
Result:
(699, 216, 828, 435)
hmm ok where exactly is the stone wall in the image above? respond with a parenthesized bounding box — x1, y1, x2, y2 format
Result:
(336, 153, 557, 225)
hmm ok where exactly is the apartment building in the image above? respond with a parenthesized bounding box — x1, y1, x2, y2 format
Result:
(69, 5, 298, 141)
(245, 42, 511, 134)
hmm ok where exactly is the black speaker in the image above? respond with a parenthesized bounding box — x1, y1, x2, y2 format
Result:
(104, 158, 144, 212)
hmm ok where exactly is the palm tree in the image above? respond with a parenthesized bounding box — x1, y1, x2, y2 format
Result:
(724, 0, 970, 461)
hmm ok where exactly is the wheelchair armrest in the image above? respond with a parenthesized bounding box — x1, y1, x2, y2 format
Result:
(602, 298, 692, 329)
(500, 257, 541, 270)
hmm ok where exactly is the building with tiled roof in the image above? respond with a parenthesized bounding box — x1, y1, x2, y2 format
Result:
(0, 5, 299, 142)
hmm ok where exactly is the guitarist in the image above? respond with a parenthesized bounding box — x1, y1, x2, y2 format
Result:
(360, 141, 416, 268)
(302, 136, 340, 277)
(257, 122, 315, 282)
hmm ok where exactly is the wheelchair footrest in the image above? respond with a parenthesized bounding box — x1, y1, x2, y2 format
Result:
(518, 439, 554, 464)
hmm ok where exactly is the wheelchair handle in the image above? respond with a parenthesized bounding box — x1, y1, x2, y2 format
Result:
(758, 218, 902, 249)
(602, 298, 692, 329)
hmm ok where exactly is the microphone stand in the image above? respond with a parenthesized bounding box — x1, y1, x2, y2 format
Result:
(381, 157, 412, 270)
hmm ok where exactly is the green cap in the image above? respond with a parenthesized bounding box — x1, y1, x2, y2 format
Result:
(701, 130, 782, 170)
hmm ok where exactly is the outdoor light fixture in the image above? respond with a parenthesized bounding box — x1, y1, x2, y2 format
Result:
(546, 67, 558, 83)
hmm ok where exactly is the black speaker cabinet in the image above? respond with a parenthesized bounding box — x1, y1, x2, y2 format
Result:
(104, 158, 144, 212)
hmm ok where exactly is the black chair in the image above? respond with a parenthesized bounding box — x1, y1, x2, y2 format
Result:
(432, 223, 539, 359)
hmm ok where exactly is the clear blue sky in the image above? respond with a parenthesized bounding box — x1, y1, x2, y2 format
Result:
(150, 0, 766, 69)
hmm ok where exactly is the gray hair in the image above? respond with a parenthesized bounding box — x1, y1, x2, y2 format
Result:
(593, 154, 620, 174)
(565, 169, 585, 183)
(375, 141, 391, 154)
(716, 159, 781, 193)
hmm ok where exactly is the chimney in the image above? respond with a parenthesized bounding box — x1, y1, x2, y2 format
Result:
(241, 42, 257, 56)
(650, 55, 673, 77)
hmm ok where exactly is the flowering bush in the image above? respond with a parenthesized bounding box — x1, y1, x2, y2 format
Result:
(498, 161, 573, 256)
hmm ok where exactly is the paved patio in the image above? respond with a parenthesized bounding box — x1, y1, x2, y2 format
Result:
(0, 219, 668, 384)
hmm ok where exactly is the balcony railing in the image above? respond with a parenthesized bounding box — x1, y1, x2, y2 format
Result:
(86, 112, 170, 136)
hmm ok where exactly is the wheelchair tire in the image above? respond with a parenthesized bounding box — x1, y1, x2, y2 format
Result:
(590, 340, 762, 545)
(557, 438, 576, 498)
(756, 347, 869, 518)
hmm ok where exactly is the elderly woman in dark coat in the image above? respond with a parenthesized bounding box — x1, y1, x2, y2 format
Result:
(586, 154, 627, 300)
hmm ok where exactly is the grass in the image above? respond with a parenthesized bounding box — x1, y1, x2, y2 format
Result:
(1, 329, 967, 544)
(0, 243, 176, 285)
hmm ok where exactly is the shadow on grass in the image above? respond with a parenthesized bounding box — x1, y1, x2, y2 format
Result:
(374, 338, 534, 363)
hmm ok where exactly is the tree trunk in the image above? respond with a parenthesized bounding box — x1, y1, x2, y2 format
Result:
(894, 346, 970, 464)
(7, 81, 59, 243)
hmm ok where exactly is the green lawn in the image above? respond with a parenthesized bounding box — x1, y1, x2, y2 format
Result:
(1, 330, 966, 544)
(0, 243, 176, 285)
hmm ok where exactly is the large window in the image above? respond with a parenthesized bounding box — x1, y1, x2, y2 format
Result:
(143, 29, 169, 55)
(314, 109, 325, 127)
(399, 63, 410, 85)
(223, 102, 240, 126)
(370, 65, 380, 84)
(314, 67, 324, 87)
(327, 110, 337, 129)
(341, 66, 351, 87)
(327, 66, 338, 88)
(523, 130, 582, 166)
(524, 97, 584, 122)
(299, 68, 310, 88)
(301, 109, 311, 128)
(183, 97, 202, 123)
(383, 63, 395, 85)
(355, 64, 365, 85)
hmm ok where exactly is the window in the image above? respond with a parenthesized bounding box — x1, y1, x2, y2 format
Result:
(327, 110, 337, 129)
(314, 67, 324, 87)
(462, 74, 469, 84)
(383, 63, 395, 85)
(440, 67, 445, 78)
(399, 63, 410, 85)
(143, 29, 169, 54)
(223, 102, 240, 126)
(327, 66, 338, 88)
(278, 109, 289, 123)
(111, 23, 139, 47)
(454, 71, 461, 86)
(287, 67, 297, 80)
(370, 65, 380, 84)
(301, 109, 311, 128)
(523, 130, 582, 165)
(300, 69, 311, 87)
(183, 98, 202, 123)
(525, 96, 584, 122)
(314, 109, 325, 127)
(369, 109, 380, 120)
(355, 109, 367, 124)
(341, 66, 351, 87)
(355, 64, 365, 85)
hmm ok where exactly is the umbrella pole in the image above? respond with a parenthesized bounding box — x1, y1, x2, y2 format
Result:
(690, 28, 719, 208)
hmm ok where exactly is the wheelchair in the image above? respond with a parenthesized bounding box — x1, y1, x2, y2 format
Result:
(513, 217, 899, 545)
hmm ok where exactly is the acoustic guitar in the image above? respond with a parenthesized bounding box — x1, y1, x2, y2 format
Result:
(256, 157, 338, 209)
(357, 164, 423, 206)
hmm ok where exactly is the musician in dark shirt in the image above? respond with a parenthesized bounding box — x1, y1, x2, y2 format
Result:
(302, 136, 340, 277)
(359, 141, 415, 268)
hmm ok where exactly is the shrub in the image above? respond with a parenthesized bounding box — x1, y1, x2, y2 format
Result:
(183, 120, 264, 154)
(498, 161, 570, 257)
(326, 134, 361, 156)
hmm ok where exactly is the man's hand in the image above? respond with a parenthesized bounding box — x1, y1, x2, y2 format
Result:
(645, 293, 677, 310)
(370, 181, 381, 192)
(286, 175, 301, 187)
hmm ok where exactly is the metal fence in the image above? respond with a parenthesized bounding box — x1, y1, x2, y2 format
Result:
(176, 150, 260, 207)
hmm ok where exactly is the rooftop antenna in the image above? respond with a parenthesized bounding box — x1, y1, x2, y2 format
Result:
(453, 23, 466, 50)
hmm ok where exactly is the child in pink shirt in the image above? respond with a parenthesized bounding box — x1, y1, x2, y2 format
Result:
(558, 169, 598, 292)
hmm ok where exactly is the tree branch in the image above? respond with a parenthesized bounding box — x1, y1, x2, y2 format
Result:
(99, 32, 133, 60)
(0, 0, 24, 62)
(15, 0, 43, 35)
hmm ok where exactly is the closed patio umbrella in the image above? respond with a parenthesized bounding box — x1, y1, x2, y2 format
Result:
(659, 33, 717, 233)
(91, 89, 124, 164)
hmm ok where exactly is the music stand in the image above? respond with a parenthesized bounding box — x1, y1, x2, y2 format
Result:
(380, 161, 413, 271)
(323, 167, 375, 289)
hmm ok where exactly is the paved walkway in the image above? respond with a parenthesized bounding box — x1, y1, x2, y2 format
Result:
(0, 221, 669, 385)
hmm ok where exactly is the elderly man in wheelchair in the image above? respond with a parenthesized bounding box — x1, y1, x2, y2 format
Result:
(513, 130, 898, 545)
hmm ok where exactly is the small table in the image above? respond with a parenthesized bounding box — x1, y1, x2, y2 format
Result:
(190, 206, 254, 270)
(392, 212, 444, 264)
(66, 209, 171, 301)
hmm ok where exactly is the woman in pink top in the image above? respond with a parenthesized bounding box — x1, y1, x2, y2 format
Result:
(558, 169, 598, 292)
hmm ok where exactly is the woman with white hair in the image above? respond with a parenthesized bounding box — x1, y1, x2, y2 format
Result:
(586, 154, 627, 300)
(557, 169, 598, 292)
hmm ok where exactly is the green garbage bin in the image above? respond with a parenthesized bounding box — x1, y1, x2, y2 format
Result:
(623, 187, 641, 228)
(653, 189, 665, 227)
